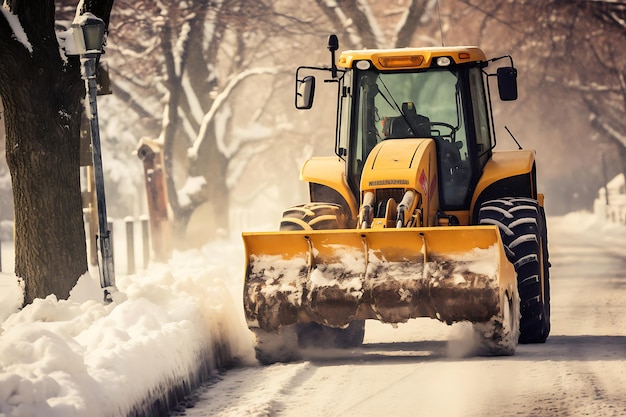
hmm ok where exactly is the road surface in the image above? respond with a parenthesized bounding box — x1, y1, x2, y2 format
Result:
(181, 214, 626, 417)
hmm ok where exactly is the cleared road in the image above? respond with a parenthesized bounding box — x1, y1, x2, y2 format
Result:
(183, 214, 626, 417)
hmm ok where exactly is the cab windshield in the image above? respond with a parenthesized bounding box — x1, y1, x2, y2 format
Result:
(349, 68, 472, 208)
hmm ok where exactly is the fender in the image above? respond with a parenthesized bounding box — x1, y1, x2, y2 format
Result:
(470, 150, 537, 222)
(301, 157, 359, 219)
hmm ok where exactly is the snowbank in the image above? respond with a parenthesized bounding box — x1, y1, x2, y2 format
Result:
(0, 240, 255, 417)
(550, 209, 625, 244)
(594, 173, 626, 225)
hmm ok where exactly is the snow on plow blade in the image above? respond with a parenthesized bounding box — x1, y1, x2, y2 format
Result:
(243, 226, 516, 332)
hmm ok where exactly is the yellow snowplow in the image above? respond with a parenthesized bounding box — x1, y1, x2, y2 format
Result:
(244, 226, 515, 328)
(243, 36, 551, 364)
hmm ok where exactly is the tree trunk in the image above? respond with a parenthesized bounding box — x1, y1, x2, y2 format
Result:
(0, 0, 115, 305)
(616, 138, 626, 178)
(2, 68, 87, 304)
(195, 117, 230, 239)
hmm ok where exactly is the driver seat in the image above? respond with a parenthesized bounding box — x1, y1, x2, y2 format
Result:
(383, 102, 431, 139)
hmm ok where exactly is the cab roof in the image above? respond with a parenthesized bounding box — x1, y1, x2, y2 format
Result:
(338, 46, 487, 70)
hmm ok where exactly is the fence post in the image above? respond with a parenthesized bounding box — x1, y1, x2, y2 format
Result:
(125, 217, 135, 275)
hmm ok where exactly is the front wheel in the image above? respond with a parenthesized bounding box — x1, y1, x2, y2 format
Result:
(252, 326, 300, 365)
(472, 288, 520, 355)
(250, 203, 365, 364)
(281, 203, 365, 349)
(297, 320, 365, 349)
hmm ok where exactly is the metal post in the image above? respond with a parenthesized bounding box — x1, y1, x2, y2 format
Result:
(87, 165, 98, 265)
(125, 217, 135, 275)
(82, 54, 115, 293)
(108, 219, 115, 264)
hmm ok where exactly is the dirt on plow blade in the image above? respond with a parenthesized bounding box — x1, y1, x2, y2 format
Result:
(243, 226, 516, 332)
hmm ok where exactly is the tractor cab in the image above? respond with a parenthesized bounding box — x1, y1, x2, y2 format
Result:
(296, 42, 518, 215)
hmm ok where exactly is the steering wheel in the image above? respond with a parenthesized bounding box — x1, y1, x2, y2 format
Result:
(430, 122, 463, 175)
(430, 121, 456, 141)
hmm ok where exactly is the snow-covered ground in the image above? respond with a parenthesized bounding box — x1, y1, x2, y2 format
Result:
(182, 211, 626, 417)
(0, 241, 256, 417)
(1, 211, 625, 417)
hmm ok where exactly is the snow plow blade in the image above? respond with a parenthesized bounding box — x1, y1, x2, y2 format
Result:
(243, 226, 516, 332)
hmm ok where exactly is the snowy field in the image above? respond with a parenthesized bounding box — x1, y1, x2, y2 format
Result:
(0, 211, 625, 416)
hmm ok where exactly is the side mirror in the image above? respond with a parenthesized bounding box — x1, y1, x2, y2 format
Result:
(295, 75, 316, 109)
(497, 67, 518, 101)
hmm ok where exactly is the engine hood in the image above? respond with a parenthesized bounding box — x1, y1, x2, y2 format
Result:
(369, 138, 428, 170)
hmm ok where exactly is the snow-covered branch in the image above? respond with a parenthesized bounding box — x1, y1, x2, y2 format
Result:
(394, 0, 438, 47)
(181, 72, 205, 126)
(174, 21, 191, 77)
(0, 5, 33, 53)
(589, 112, 626, 146)
(545, 76, 618, 94)
(355, 0, 385, 48)
(187, 66, 281, 160)
(177, 175, 208, 209)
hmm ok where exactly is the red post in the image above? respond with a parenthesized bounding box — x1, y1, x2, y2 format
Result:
(136, 139, 172, 262)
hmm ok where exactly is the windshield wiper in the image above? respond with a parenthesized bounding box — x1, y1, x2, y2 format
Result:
(378, 76, 429, 138)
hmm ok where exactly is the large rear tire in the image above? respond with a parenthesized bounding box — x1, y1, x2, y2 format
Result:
(282, 203, 365, 349)
(479, 198, 551, 344)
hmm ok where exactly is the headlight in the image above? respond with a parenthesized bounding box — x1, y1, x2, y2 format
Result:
(356, 60, 371, 70)
(435, 56, 452, 67)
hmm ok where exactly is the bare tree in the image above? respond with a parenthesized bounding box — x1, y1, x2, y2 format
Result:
(570, 2, 626, 176)
(105, 0, 296, 246)
(101, 0, 445, 246)
(457, 0, 626, 175)
(312, 0, 440, 49)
